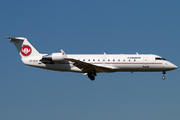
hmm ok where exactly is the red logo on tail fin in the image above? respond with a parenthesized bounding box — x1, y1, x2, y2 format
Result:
(21, 45, 31, 56)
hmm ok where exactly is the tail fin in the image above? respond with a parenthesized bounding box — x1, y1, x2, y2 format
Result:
(6, 37, 40, 58)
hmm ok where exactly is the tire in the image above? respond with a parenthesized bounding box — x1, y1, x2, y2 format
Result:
(88, 74, 95, 81)
(162, 76, 166, 80)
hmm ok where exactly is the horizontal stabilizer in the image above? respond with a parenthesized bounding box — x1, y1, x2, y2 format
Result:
(5, 37, 24, 42)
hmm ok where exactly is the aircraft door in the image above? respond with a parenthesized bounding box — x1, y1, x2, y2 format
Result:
(143, 57, 149, 68)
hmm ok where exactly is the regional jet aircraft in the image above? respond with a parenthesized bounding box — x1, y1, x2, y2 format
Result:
(6, 37, 177, 81)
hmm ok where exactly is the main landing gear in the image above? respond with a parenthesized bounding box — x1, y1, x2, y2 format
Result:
(162, 71, 166, 80)
(88, 71, 97, 81)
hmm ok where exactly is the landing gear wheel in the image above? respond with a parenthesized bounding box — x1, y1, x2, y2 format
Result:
(92, 72, 97, 76)
(162, 76, 166, 80)
(88, 74, 95, 81)
(90, 75, 95, 81)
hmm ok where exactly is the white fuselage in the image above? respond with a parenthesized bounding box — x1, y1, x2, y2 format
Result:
(22, 54, 177, 73)
(7, 37, 177, 80)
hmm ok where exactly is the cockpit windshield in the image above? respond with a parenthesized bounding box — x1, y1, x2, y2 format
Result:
(155, 57, 166, 60)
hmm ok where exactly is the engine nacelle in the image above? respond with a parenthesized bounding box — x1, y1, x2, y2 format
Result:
(52, 53, 65, 62)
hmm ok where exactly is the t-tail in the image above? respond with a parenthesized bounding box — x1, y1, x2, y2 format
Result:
(6, 37, 41, 58)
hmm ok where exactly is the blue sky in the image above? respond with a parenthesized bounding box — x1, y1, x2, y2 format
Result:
(0, 0, 180, 120)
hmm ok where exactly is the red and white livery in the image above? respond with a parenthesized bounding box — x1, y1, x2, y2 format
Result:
(6, 37, 177, 81)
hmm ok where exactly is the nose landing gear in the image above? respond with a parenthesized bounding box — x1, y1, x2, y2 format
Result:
(162, 71, 166, 80)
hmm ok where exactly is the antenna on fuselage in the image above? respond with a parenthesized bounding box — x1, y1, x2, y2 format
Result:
(103, 52, 106, 55)
(136, 52, 139, 55)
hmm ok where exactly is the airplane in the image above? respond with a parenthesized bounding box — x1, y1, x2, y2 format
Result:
(6, 37, 178, 81)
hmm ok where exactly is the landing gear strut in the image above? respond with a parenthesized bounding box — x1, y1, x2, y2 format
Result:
(162, 71, 166, 80)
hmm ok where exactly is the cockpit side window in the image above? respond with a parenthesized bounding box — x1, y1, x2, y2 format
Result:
(156, 57, 162, 60)
(155, 57, 166, 60)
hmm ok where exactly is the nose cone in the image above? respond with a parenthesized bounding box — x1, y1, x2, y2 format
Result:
(174, 65, 178, 69)
(164, 61, 178, 71)
(170, 63, 178, 70)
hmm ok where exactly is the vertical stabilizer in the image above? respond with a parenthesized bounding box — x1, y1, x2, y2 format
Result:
(6, 37, 40, 58)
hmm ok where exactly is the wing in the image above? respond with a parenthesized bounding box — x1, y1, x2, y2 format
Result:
(65, 58, 112, 73)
